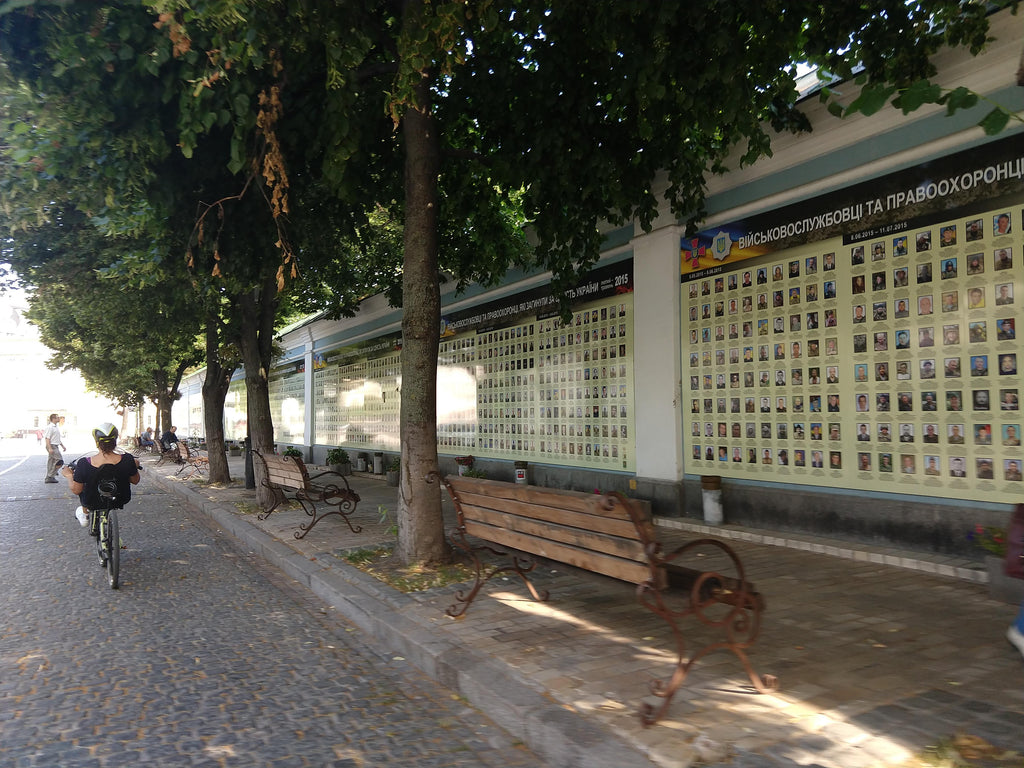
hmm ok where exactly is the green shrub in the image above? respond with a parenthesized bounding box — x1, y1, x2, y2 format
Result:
(325, 447, 350, 465)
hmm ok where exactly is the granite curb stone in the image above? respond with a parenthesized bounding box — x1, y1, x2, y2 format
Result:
(142, 454, 1024, 768)
(147, 464, 657, 768)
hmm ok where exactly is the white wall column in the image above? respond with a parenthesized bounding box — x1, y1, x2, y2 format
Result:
(303, 328, 315, 448)
(631, 225, 683, 481)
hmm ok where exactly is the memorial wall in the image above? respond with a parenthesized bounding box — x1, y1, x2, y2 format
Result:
(311, 260, 636, 469)
(268, 362, 306, 444)
(312, 334, 403, 451)
(224, 380, 247, 443)
(682, 134, 1023, 502)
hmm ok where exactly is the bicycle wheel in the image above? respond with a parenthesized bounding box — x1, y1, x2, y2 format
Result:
(94, 511, 107, 567)
(105, 510, 120, 589)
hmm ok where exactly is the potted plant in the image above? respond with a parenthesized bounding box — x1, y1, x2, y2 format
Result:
(454, 455, 475, 476)
(228, 442, 241, 457)
(326, 447, 351, 476)
(385, 457, 400, 487)
(463, 467, 487, 479)
(969, 522, 1024, 604)
(282, 446, 303, 460)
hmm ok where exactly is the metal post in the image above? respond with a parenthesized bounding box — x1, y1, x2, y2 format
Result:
(244, 436, 255, 489)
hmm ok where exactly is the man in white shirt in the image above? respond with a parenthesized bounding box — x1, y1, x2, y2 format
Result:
(43, 413, 65, 484)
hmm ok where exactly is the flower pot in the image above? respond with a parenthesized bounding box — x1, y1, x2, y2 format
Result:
(330, 462, 351, 476)
(385, 469, 399, 487)
(986, 555, 1024, 604)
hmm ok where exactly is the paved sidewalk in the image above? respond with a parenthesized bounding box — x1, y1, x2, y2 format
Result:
(144, 453, 1024, 768)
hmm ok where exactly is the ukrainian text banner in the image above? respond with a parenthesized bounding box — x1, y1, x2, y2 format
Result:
(682, 135, 1023, 501)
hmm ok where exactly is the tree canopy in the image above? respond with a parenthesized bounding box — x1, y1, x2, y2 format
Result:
(2, 0, 1019, 564)
(1, 205, 203, 414)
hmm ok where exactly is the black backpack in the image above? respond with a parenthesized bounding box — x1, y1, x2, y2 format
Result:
(86, 461, 124, 510)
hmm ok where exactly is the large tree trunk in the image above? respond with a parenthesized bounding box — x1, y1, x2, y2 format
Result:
(154, 364, 188, 438)
(236, 276, 279, 507)
(150, 398, 161, 436)
(395, 51, 446, 567)
(155, 373, 173, 435)
(202, 316, 235, 484)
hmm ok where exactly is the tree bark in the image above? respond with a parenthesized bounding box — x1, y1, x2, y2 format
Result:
(154, 370, 174, 435)
(395, 39, 446, 566)
(201, 315, 235, 484)
(236, 275, 279, 507)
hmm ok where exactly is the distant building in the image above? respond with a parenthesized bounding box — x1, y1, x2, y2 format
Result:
(0, 292, 116, 443)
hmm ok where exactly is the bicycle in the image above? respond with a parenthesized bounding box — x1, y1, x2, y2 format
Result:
(69, 458, 125, 589)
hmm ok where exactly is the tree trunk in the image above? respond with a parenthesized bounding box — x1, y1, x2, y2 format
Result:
(395, 45, 446, 567)
(156, 381, 173, 436)
(236, 277, 279, 507)
(202, 316, 235, 484)
(153, 364, 187, 437)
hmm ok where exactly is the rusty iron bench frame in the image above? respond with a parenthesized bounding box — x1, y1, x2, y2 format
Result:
(155, 440, 183, 467)
(437, 474, 776, 726)
(253, 451, 362, 540)
(176, 440, 209, 479)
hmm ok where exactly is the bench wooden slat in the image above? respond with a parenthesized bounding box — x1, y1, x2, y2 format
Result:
(459, 502, 648, 563)
(447, 476, 630, 517)
(265, 468, 306, 489)
(261, 455, 310, 490)
(463, 518, 652, 585)
(452, 489, 643, 539)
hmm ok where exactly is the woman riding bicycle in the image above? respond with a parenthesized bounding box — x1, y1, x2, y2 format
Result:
(61, 423, 141, 528)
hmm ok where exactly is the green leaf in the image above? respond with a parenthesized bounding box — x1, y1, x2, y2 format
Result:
(846, 83, 897, 117)
(894, 80, 941, 114)
(978, 108, 1010, 136)
(942, 86, 978, 115)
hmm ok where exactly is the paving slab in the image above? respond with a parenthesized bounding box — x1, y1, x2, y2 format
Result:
(147, 453, 1024, 768)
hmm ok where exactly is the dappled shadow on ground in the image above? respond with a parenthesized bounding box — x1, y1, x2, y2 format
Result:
(148, 456, 1024, 768)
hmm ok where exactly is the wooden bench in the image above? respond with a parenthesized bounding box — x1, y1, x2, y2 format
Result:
(155, 440, 183, 467)
(437, 474, 776, 726)
(253, 451, 361, 540)
(176, 440, 209, 479)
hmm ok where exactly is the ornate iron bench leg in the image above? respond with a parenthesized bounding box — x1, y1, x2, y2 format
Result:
(293, 493, 362, 540)
(256, 483, 288, 520)
(445, 527, 548, 618)
(637, 584, 778, 727)
(637, 540, 778, 727)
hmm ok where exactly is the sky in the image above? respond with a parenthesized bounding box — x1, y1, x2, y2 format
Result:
(0, 288, 123, 443)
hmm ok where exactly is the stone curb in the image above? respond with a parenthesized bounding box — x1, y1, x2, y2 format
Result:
(150, 471, 656, 768)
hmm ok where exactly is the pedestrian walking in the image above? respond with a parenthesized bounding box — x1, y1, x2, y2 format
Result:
(1009, 601, 1024, 661)
(43, 413, 65, 484)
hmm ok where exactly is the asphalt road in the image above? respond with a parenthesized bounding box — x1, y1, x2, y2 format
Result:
(0, 444, 545, 767)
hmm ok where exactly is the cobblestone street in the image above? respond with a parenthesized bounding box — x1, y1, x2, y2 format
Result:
(0, 455, 545, 767)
